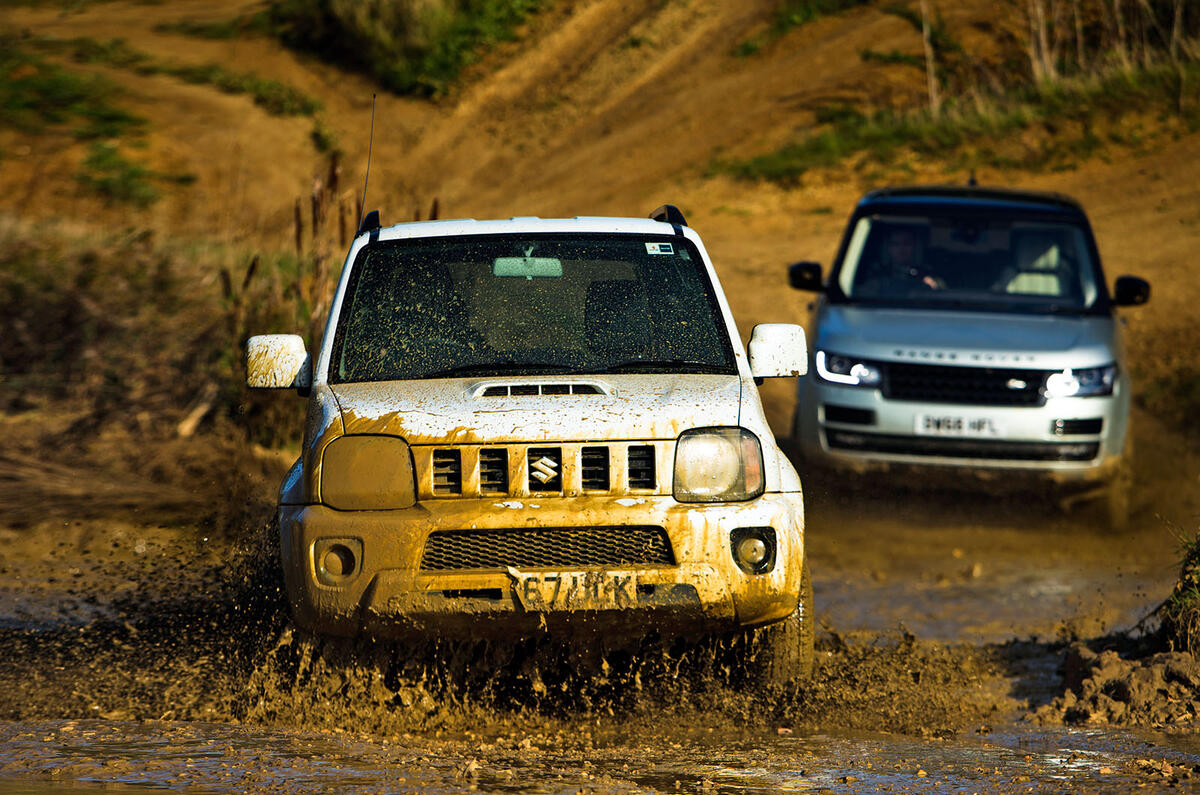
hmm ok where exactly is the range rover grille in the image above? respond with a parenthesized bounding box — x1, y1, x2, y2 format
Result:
(419, 526, 675, 570)
(883, 363, 1048, 407)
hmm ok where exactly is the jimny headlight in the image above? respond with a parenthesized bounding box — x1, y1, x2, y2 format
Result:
(321, 435, 417, 510)
(673, 427, 764, 503)
(1043, 364, 1117, 399)
(815, 350, 883, 387)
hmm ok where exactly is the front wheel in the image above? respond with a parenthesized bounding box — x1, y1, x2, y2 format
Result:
(745, 559, 815, 688)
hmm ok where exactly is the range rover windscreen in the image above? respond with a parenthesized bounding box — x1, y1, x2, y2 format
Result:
(831, 214, 1103, 313)
(331, 233, 737, 383)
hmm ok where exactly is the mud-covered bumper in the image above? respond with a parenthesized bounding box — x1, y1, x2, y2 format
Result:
(278, 493, 805, 640)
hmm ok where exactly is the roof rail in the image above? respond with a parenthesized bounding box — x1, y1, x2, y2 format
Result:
(357, 209, 381, 236)
(649, 204, 687, 227)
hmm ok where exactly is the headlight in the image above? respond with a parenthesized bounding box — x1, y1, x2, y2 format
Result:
(321, 435, 416, 510)
(673, 427, 764, 503)
(815, 350, 883, 387)
(1043, 364, 1116, 398)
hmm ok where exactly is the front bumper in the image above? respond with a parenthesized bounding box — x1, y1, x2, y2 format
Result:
(278, 493, 805, 640)
(794, 377, 1128, 486)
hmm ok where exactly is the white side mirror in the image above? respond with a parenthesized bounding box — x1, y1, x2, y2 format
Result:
(246, 334, 312, 389)
(748, 323, 808, 378)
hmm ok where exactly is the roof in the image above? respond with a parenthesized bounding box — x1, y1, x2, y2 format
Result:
(858, 185, 1086, 216)
(365, 215, 691, 243)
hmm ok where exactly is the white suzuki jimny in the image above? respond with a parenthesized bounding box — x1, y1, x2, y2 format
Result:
(246, 206, 813, 682)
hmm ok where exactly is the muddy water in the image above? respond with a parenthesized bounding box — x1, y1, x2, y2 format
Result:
(0, 484, 1196, 793)
(2, 719, 1198, 792)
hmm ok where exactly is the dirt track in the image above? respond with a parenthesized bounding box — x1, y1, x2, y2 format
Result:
(3, 0, 1200, 790)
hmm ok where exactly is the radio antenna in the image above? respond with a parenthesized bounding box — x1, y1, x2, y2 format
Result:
(356, 93, 377, 232)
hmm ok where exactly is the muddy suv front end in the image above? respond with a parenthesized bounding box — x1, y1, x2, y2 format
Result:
(249, 212, 811, 647)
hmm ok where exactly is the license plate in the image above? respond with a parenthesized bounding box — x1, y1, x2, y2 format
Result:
(515, 572, 637, 611)
(914, 414, 1004, 437)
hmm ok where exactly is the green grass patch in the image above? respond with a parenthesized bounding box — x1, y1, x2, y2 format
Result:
(266, 0, 544, 97)
(40, 36, 323, 117)
(0, 35, 145, 139)
(718, 61, 1200, 183)
(1159, 529, 1200, 653)
(860, 48, 923, 69)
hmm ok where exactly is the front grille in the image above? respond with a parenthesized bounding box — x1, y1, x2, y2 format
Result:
(527, 447, 562, 492)
(628, 445, 656, 489)
(479, 448, 509, 493)
(884, 363, 1047, 407)
(432, 449, 462, 494)
(420, 526, 675, 570)
(826, 429, 1099, 462)
(581, 446, 610, 490)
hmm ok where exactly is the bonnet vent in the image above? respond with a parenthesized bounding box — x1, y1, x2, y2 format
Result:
(478, 383, 606, 397)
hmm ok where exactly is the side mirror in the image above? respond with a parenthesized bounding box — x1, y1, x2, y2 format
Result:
(788, 261, 823, 291)
(748, 323, 808, 378)
(1112, 275, 1150, 307)
(246, 334, 312, 390)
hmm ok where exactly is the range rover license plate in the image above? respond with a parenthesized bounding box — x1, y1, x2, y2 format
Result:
(914, 414, 1004, 437)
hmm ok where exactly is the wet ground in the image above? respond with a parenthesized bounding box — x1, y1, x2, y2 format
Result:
(1, 473, 1198, 793)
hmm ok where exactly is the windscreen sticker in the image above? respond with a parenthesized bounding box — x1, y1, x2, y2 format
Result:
(645, 242, 674, 255)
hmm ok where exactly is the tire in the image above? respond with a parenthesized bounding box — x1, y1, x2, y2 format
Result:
(746, 558, 815, 688)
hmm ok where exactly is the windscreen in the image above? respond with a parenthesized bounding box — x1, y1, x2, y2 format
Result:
(835, 214, 1101, 312)
(331, 233, 737, 383)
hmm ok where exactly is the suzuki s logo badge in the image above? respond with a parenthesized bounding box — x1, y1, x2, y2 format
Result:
(1006, 378, 1028, 390)
(531, 456, 558, 483)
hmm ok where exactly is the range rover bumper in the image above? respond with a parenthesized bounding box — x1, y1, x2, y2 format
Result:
(278, 493, 805, 640)
(795, 379, 1128, 486)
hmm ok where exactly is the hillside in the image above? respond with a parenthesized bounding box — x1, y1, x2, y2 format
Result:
(2, 0, 1199, 527)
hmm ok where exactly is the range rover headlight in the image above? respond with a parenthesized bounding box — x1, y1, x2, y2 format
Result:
(1044, 364, 1116, 398)
(673, 427, 764, 503)
(815, 350, 883, 387)
(320, 435, 416, 510)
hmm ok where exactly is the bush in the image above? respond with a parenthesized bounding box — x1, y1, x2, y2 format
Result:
(267, 0, 543, 97)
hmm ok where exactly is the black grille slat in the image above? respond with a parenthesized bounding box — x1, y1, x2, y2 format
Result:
(884, 363, 1047, 407)
(581, 446, 610, 490)
(420, 526, 674, 570)
(826, 430, 1099, 462)
(432, 449, 462, 494)
(527, 447, 562, 492)
(479, 448, 509, 493)
(1052, 418, 1104, 436)
(627, 445, 656, 489)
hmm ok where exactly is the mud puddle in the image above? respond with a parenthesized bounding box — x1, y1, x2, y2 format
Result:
(2, 718, 1198, 793)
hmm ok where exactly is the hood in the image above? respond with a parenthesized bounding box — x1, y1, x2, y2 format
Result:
(817, 305, 1117, 369)
(330, 374, 742, 444)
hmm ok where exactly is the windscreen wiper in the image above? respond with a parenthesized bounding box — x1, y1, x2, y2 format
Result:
(591, 358, 734, 375)
(421, 362, 572, 378)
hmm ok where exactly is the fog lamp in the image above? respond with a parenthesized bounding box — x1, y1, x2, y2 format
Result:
(314, 538, 362, 586)
(730, 527, 776, 575)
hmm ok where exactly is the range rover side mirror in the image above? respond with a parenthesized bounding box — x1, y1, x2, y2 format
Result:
(246, 334, 312, 391)
(748, 323, 808, 379)
(1113, 275, 1150, 307)
(788, 261, 823, 291)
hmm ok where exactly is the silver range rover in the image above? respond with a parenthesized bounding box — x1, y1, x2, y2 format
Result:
(788, 186, 1150, 529)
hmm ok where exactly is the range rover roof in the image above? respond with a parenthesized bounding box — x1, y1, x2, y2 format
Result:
(859, 185, 1085, 215)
